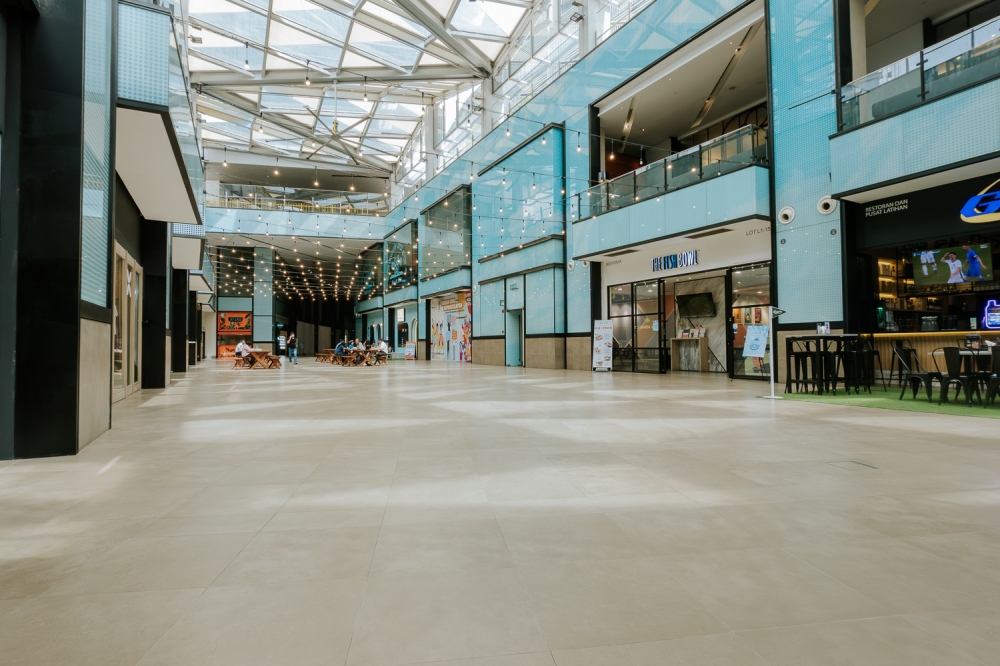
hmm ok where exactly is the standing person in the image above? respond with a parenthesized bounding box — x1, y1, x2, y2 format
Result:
(287, 332, 299, 364)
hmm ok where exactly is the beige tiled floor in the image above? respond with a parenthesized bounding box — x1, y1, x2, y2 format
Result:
(1, 360, 1000, 665)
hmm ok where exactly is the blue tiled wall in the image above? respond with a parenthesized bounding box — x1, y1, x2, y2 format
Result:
(385, 0, 748, 335)
(420, 268, 472, 299)
(769, 0, 843, 324)
(831, 79, 1000, 195)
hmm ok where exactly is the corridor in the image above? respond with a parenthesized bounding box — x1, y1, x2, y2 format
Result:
(1, 361, 998, 665)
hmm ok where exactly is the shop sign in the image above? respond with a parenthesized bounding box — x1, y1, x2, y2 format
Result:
(985, 300, 1000, 330)
(652, 250, 698, 273)
(961, 179, 1000, 224)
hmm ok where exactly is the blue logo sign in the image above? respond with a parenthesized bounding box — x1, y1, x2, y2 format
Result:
(961, 179, 1000, 224)
(652, 250, 698, 272)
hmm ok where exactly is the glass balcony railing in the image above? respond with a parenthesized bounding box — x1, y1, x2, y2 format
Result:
(841, 17, 1000, 130)
(575, 124, 767, 219)
(206, 184, 390, 217)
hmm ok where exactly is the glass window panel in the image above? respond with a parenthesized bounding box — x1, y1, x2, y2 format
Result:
(480, 0, 526, 34)
(273, 0, 351, 41)
(609, 284, 632, 317)
(361, 3, 429, 36)
(192, 31, 264, 70)
(268, 22, 342, 68)
(375, 101, 423, 118)
(367, 118, 418, 136)
(189, 0, 268, 43)
(634, 280, 658, 315)
(348, 23, 419, 67)
(450, 1, 509, 38)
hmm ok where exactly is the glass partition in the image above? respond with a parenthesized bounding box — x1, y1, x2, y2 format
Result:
(841, 16, 1000, 130)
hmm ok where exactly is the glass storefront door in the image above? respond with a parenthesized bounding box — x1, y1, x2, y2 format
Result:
(729, 263, 771, 380)
(113, 243, 143, 403)
(609, 281, 664, 373)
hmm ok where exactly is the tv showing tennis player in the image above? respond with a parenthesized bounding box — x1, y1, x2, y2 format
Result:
(911, 244, 993, 286)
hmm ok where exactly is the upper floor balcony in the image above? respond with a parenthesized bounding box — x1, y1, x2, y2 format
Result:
(575, 125, 767, 219)
(832, 15, 1000, 198)
(207, 184, 391, 218)
(840, 16, 1000, 131)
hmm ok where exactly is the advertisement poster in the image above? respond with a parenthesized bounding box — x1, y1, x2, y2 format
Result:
(404, 342, 416, 360)
(912, 243, 993, 286)
(593, 320, 613, 370)
(218, 312, 252, 332)
(430, 292, 472, 362)
(744, 325, 769, 358)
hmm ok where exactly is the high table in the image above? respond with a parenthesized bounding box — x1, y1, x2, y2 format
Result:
(927, 348, 995, 374)
(784, 334, 859, 395)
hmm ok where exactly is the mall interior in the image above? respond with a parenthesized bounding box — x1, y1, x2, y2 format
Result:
(2, 0, 1000, 662)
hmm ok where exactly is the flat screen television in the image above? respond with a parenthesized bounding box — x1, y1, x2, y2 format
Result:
(676, 292, 716, 318)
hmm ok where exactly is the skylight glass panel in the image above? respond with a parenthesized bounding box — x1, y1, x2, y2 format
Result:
(470, 38, 504, 59)
(359, 4, 429, 37)
(282, 113, 319, 127)
(480, 1, 526, 34)
(189, 0, 267, 43)
(268, 22, 343, 69)
(320, 97, 373, 116)
(348, 24, 419, 68)
(188, 55, 227, 71)
(367, 118, 417, 136)
(202, 118, 252, 140)
(191, 31, 264, 71)
(374, 101, 423, 118)
(418, 53, 448, 66)
(201, 129, 244, 144)
(449, 1, 508, 38)
(361, 138, 403, 156)
(340, 51, 383, 68)
(272, 0, 351, 43)
(259, 91, 321, 111)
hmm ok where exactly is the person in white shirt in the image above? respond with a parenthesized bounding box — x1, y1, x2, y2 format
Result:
(944, 253, 966, 284)
(234, 340, 246, 357)
(377, 339, 389, 353)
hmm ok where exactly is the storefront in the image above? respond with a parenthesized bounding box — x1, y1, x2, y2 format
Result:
(428, 291, 472, 362)
(217, 311, 252, 357)
(843, 172, 1000, 357)
(596, 218, 772, 379)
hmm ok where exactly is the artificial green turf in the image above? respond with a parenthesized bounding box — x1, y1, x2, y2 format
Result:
(776, 387, 1000, 419)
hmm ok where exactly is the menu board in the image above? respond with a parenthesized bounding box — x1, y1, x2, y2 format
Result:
(743, 325, 769, 358)
(593, 320, 613, 371)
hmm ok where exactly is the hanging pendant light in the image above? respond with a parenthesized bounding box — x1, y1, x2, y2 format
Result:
(223, 146, 228, 167)
(244, 42, 250, 70)
(304, 60, 311, 86)
(363, 76, 368, 103)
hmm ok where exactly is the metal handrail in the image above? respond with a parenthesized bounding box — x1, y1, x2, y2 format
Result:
(575, 124, 767, 220)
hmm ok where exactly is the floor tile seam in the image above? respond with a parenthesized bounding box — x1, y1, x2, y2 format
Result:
(897, 611, 994, 666)
(342, 456, 406, 666)
(393, 649, 558, 666)
(773, 544, 898, 614)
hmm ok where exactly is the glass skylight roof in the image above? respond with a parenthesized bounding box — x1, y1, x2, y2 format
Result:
(188, 0, 534, 174)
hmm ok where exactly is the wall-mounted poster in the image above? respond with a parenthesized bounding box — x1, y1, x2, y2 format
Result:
(218, 312, 252, 332)
(743, 309, 752, 324)
(430, 292, 472, 362)
(754, 307, 762, 324)
(593, 320, 613, 370)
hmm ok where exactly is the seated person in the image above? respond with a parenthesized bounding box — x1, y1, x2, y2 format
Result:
(377, 338, 389, 354)
(334, 340, 347, 356)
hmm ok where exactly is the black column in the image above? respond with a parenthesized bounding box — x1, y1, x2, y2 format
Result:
(0, 9, 23, 460)
(171, 268, 188, 372)
(187, 293, 199, 365)
(141, 221, 169, 388)
(12, 0, 98, 458)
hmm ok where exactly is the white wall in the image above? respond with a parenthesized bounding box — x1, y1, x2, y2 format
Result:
(202, 310, 217, 358)
(867, 22, 923, 72)
(78, 319, 111, 451)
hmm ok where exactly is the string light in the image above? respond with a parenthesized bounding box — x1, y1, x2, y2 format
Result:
(363, 76, 368, 103)
(222, 146, 228, 167)
(304, 60, 311, 86)
(244, 42, 250, 70)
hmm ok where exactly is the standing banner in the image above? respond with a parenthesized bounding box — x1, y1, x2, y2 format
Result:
(743, 325, 769, 358)
(404, 342, 416, 360)
(592, 320, 613, 371)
